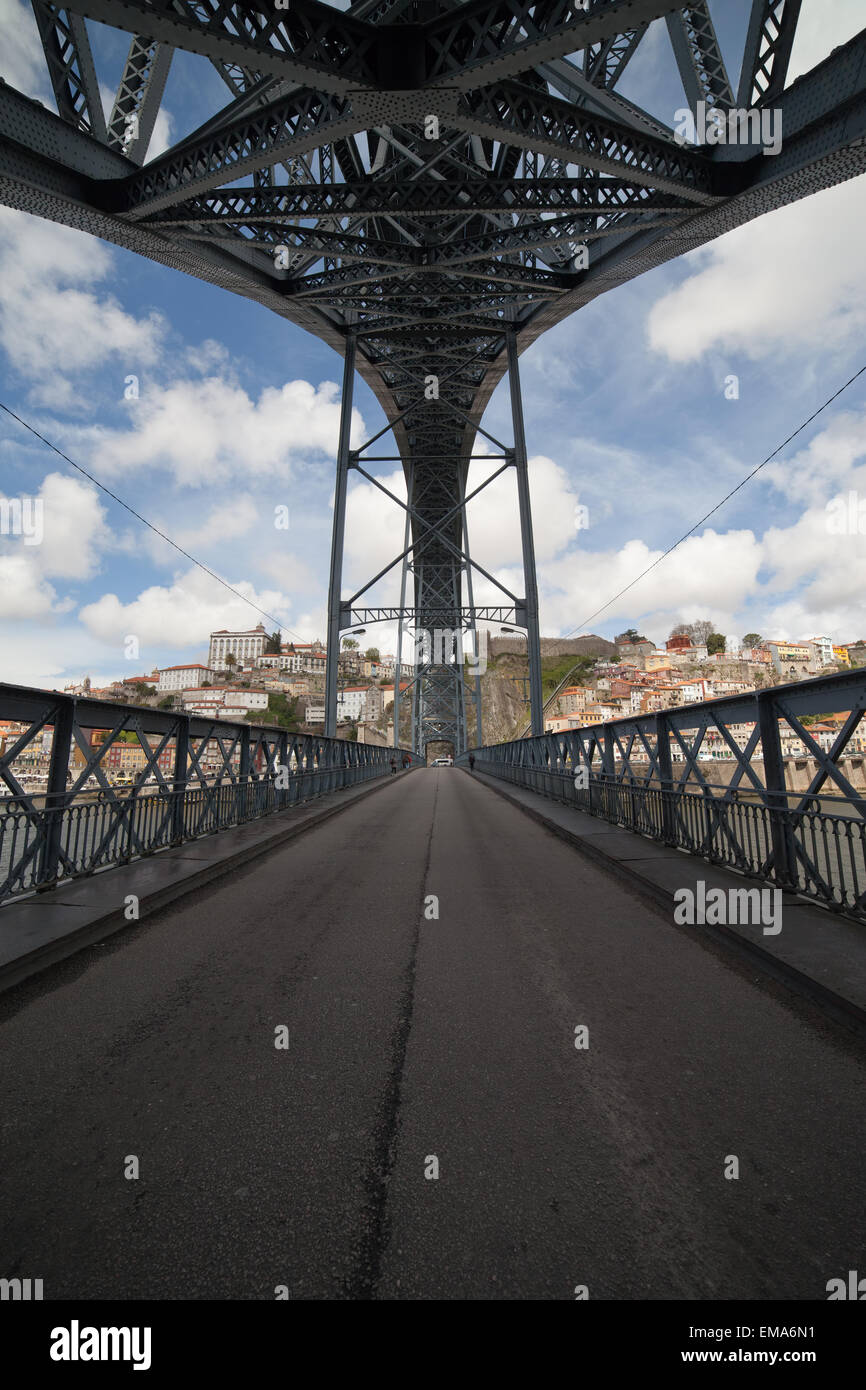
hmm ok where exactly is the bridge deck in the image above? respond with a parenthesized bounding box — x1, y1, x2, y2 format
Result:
(1, 768, 864, 1300)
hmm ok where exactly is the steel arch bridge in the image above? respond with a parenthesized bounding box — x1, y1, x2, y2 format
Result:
(1, 1, 864, 754)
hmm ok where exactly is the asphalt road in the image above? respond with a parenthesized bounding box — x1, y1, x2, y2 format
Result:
(1, 767, 864, 1300)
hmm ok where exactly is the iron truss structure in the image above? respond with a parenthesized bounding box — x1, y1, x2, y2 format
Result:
(466, 667, 866, 921)
(1, 2, 865, 752)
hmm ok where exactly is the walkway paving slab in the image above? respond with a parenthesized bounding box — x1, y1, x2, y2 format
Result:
(471, 769, 866, 1033)
(0, 772, 406, 991)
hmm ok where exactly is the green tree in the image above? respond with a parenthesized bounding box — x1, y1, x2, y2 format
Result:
(364, 647, 380, 661)
(742, 632, 763, 649)
(247, 693, 301, 731)
(224, 653, 237, 671)
(707, 632, 726, 656)
(157, 695, 176, 710)
(265, 630, 282, 654)
(341, 638, 359, 651)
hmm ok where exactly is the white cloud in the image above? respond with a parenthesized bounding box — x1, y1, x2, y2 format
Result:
(0, 625, 74, 687)
(258, 550, 320, 594)
(292, 605, 329, 643)
(467, 455, 584, 569)
(0, 553, 62, 620)
(342, 467, 407, 600)
(78, 566, 292, 650)
(0, 209, 165, 382)
(146, 106, 174, 161)
(646, 176, 866, 364)
(537, 527, 763, 637)
(37, 472, 109, 579)
(787, 0, 866, 83)
(80, 377, 365, 487)
(0, 0, 51, 101)
(529, 407, 866, 644)
(761, 505, 866, 618)
(762, 411, 866, 505)
(0, 619, 157, 689)
(146, 496, 260, 563)
(1, 472, 108, 594)
(185, 339, 231, 375)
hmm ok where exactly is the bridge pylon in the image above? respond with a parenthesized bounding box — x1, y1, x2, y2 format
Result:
(323, 328, 545, 754)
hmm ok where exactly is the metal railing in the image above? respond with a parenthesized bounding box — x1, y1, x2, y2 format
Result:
(0, 681, 420, 906)
(464, 667, 866, 921)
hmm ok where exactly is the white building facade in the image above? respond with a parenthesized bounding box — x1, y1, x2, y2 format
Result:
(182, 687, 269, 716)
(809, 635, 834, 667)
(209, 625, 268, 669)
(158, 664, 217, 692)
(259, 652, 303, 673)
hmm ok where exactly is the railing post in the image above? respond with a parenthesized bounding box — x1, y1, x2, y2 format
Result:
(600, 725, 615, 775)
(601, 723, 615, 817)
(757, 692, 796, 888)
(123, 780, 138, 863)
(655, 712, 676, 845)
(172, 714, 190, 845)
(38, 696, 75, 890)
(238, 724, 251, 822)
(278, 731, 288, 808)
(299, 734, 309, 802)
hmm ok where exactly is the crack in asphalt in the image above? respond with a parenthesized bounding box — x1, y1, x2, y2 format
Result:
(342, 777, 439, 1300)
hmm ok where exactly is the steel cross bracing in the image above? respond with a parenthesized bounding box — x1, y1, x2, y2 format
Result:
(0, 681, 417, 904)
(2, 3, 865, 752)
(466, 667, 866, 921)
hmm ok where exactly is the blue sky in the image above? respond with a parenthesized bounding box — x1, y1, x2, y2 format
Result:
(1, 0, 865, 690)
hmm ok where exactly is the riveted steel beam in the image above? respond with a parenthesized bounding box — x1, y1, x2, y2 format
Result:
(666, 3, 734, 112)
(106, 37, 173, 163)
(59, 0, 380, 92)
(738, 0, 803, 108)
(30, 3, 107, 139)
